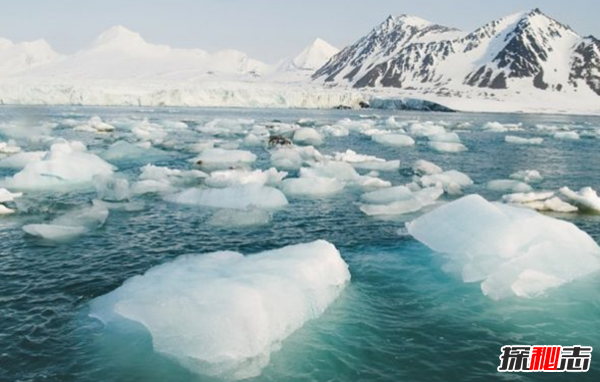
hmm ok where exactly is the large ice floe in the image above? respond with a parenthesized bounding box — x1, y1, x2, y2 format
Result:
(560, 187, 600, 212)
(165, 184, 288, 210)
(192, 148, 257, 171)
(89, 240, 350, 380)
(2, 141, 115, 190)
(407, 195, 600, 300)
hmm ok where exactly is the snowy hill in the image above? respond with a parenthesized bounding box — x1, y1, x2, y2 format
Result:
(0, 38, 61, 77)
(314, 9, 600, 99)
(22, 26, 270, 81)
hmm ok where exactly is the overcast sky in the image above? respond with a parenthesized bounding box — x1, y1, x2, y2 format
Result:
(0, 0, 598, 63)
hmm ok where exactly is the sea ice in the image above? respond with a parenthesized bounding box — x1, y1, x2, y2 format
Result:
(74, 116, 115, 133)
(205, 168, 287, 188)
(510, 170, 543, 183)
(428, 141, 467, 153)
(505, 136, 544, 145)
(560, 187, 600, 212)
(192, 148, 257, 170)
(413, 160, 442, 176)
(94, 175, 130, 201)
(0, 188, 22, 203)
(0, 151, 45, 169)
(101, 141, 172, 164)
(407, 195, 600, 300)
(372, 134, 415, 147)
(292, 127, 324, 146)
(23, 204, 109, 241)
(333, 150, 400, 172)
(165, 184, 288, 210)
(419, 170, 473, 195)
(487, 180, 533, 193)
(3, 141, 115, 190)
(280, 177, 344, 198)
(554, 131, 580, 140)
(89, 240, 350, 380)
(408, 122, 446, 137)
(360, 187, 443, 216)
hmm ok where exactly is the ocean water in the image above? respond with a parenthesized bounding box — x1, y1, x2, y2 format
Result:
(1, 106, 600, 382)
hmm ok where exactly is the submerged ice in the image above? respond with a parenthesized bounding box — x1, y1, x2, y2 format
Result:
(89, 240, 350, 380)
(407, 195, 600, 300)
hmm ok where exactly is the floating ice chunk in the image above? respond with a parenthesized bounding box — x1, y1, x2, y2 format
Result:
(270, 146, 324, 170)
(419, 170, 473, 195)
(207, 208, 272, 227)
(409, 122, 446, 137)
(166, 185, 288, 210)
(281, 177, 344, 198)
(192, 148, 256, 171)
(413, 160, 442, 176)
(360, 187, 443, 216)
(554, 131, 580, 140)
(333, 118, 375, 133)
(293, 128, 324, 146)
(205, 168, 287, 188)
(505, 136, 544, 145)
(406, 194, 600, 300)
(23, 204, 109, 241)
(3, 141, 115, 190)
(428, 132, 461, 143)
(510, 170, 543, 183)
(132, 119, 168, 143)
(560, 187, 600, 212)
(89, 241, 350, 380)
(198, 118, 254, 136)
(94, 175, 130, 202)
(0, 140, 21, 154)
(131, 180, 177, 196)
(483, 122, 521, 133)
(187, 141, 216, 154)
(487, 180, 533, 193)
(361, 186, 413, 205)
(428, 141, 467, 153)
(101, 141, 172, 164)
(0, 188, 22, 203)
(372, 134, 415, 147)
(333, 150, 399, 172)
(0, 204, 15, 215)
(0, 151, 45, 169)
(320, 124, 349, 137)
(139, 164, 207, 183)
(74, 116, 115, 133)
(502, 191, 555, 204)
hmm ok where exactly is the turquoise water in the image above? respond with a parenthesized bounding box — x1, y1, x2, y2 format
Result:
(1, 106, 600, 382)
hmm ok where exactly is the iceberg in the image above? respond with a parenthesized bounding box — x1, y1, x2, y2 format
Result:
(3, 141, 115, 190)
(165, 184, 288, 210)
(89, 240, 350, 380)
(101, 141, 172, 164)
(333, 150, 400, 172)
(407, 195, 600, 300)
(413, 159, 442, 176)
(554, 131, 580, 140)
(428, 141, 467, 153)
(502, 192, 578, 213)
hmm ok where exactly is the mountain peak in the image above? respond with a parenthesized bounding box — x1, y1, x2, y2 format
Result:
(93, 26, 146, 48)
(381, 14, 433, 30)
(291, 38, 339, 71)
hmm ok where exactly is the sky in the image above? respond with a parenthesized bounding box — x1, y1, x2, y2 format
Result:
(0, 0, 598, 63)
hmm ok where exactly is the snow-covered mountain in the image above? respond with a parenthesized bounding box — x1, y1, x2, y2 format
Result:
(314, 9, 600, 98)
(265, 38, 339, 83)
(22, 26, 270, 81)
(0, 38, 62, 77)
